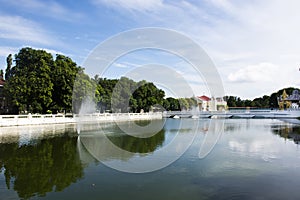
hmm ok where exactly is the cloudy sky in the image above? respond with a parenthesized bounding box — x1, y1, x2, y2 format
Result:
(1, 0, 300, 99)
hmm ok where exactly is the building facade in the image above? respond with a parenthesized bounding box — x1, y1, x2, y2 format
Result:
(197, 95, 227, 111)
(278, 89, 300, 110)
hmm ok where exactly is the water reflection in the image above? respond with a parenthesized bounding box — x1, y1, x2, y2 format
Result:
(0, 132, 84, 199)
(106, 120, 165, 153)
(272, 123, 300, 144)
(2, 119, 300, 199)
(79, 119, 199, 173)
(107, 130, 165, 153)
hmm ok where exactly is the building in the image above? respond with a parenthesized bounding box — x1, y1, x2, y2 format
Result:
(278, 89, 300, 110)
(197, 95, 227, 111)
(197, 95, 211, 111)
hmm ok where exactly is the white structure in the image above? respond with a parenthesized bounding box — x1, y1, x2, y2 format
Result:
(0, 112, 163, 127)
(197, 95, 227, 111)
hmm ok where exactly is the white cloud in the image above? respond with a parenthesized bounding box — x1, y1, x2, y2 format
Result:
(0, 46, 19, 57)
(93, 0, 163, 12)
(95, 0, 300, 98)
(114, 62, 129, 68)
(1, 0, 83, 22)
(0, 15, 57, 45)
(227, 62, 279, 83)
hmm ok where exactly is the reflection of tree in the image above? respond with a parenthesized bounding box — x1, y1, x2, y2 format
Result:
(107, 129, 165, 153)
(0, 135, 83, 199)
(272, 125, 300, 144)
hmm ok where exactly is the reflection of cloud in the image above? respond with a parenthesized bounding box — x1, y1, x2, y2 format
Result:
(229, 140, 247, 152)
(229, 140, 274, 154)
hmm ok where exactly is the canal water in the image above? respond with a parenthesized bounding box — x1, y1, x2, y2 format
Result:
(1, 118, 300, 199)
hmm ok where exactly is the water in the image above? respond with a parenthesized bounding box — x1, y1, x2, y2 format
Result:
(1, 119, 300, 199)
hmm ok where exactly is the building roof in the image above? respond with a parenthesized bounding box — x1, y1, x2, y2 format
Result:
(198, 95, 211, 101)
(286, 90, 300, 101)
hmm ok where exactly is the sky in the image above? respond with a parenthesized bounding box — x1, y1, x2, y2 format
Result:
(1, 0, 300, 99)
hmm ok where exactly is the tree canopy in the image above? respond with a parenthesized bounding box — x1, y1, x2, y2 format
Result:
(3, 48, 81, 114)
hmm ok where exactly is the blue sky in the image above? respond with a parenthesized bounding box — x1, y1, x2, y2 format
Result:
(1, 0, 300, 99)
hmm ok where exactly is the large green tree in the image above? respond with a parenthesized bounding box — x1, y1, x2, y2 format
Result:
(51, 54, 80, 113)
(4, 48, 54, 113)
(96, 78, 118, 112)
(132, 81, 165, 112)
(111, 77, 137, 113)
(163, 97, 180, 111)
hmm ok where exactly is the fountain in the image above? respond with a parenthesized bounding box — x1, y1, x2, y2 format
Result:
(76, 97, 97, 135)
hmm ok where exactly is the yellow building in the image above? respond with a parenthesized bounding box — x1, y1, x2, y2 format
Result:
(278, 89, 300, 110)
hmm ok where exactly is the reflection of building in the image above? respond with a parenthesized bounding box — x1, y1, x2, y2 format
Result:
(197, 95, 227, 111)
(272, 124, 300, 144)
(278, 89, 300, 110)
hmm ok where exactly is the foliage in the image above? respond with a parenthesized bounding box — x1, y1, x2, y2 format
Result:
(269, 87, 297, 108)
(111, 77, 137, 112)
(163, 97, 180, 111)
(72, 69, 96, 114)
(4, 48, 54, 113)
(95, 78, 118, 112)
(5, 54, 12, 80)
(96, 77, 165, 113)
(0, 135, 84, 199)
(225, 87, 299, 109)
(132, 81, 165, 112)
(3, 48, 81, 114)
(51, 54, 80, 113)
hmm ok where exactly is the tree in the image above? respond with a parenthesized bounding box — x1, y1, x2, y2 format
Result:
(178, 98, 189, 110)
(224, 96, 237, 107)
(164, 97, 180, 111)
(132, 81, 165, 112)
(72, 69, 96, 114)
(5, 54, 12, 80)
(186, 97, 198, 109)
(50, 54, 80, 113)
(269, 87, 297, 108)
(96, 78, 118, 112)
(111, 77, 137, 112)
(4, 48, 54, 113)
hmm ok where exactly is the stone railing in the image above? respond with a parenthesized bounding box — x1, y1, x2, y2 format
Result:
(0, 112, 163, 127)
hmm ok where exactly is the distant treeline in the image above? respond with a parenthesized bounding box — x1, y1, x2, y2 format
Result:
(225, 87, 299, 109)
(1, 47, 196, 114)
